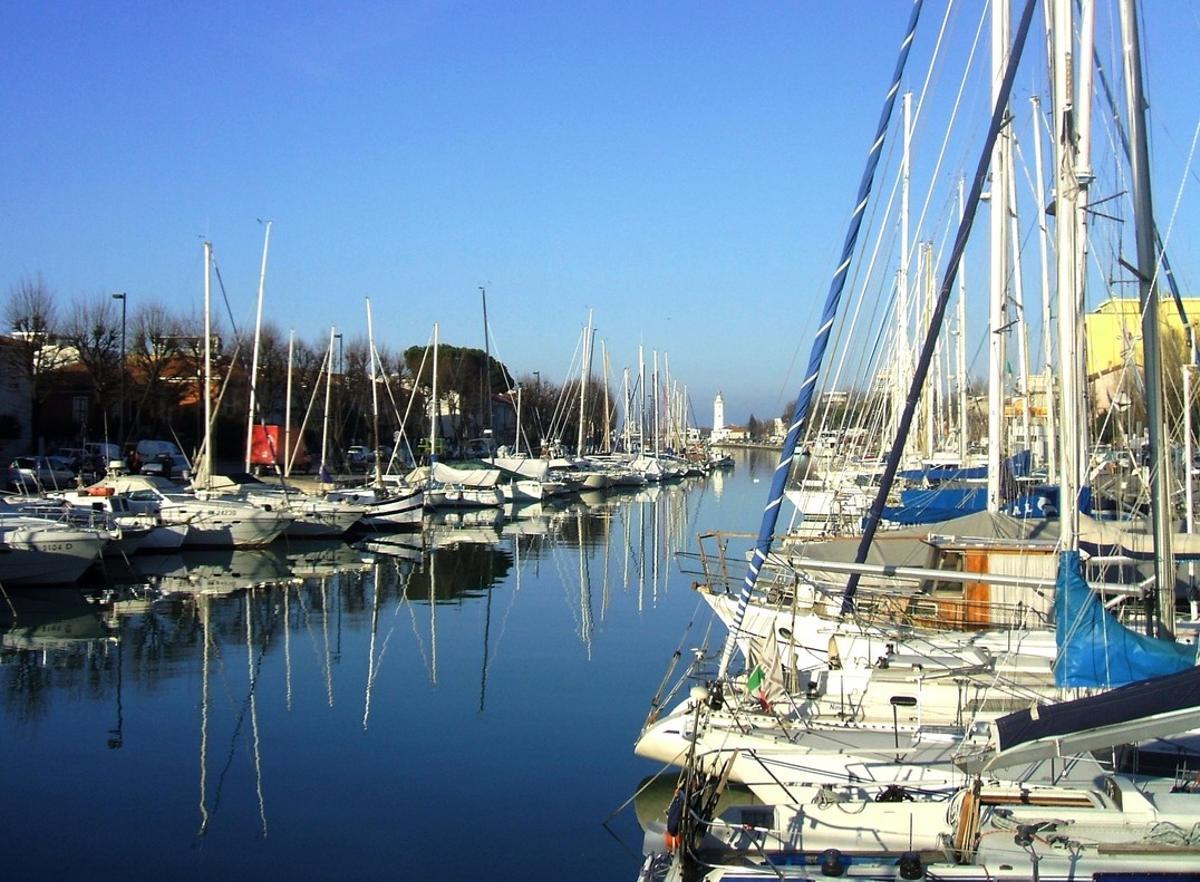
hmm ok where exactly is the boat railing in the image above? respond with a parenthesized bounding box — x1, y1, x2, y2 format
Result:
(682, 530, 1061, 632)
(679, 530, 758, 593)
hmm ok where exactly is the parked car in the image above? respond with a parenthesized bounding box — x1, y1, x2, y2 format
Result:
(140, 452, 192, 481)
(8, 456, 78, 491)
(52, 448, 87, 471)
(53, 447, 107, 480)
(345, 445, 370, 472)
(85, 442, 122, 468)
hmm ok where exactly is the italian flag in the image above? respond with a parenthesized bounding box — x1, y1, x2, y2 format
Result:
(746, 665, 766, 695)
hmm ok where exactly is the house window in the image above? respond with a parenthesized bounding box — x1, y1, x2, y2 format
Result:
(72, 395, 88, 425)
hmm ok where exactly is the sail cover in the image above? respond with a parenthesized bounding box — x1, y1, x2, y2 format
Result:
(986, 657, 1200, 772)
(1055, 549, 1196, 688)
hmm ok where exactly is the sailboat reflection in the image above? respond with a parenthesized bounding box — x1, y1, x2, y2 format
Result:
(283, 539, 373, 579)
(139, 548, 295, 597)
(0, 587, 113, 654)
(195, 585, 274, 839)
(425, 509, 504, 548)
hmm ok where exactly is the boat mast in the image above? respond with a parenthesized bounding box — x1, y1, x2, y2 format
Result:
(638, 343, 646, 452)
(1121, 0, 1175, 636)
(1006, 159, 1032, 463)
(244, 220, 272, 472)
(1052, 0, 1081, 551)
(652, 349, 660, 458)
(430, 323, 440, 463)
(987, 0, 1011, 513)
(201, 240, 213, 490)
(601, 339, 611, 453)
(896, 91, 913, 456)
(366, 297, 382, 487)
(622, 367, 632, 453)
(956, 177, 970, 461)
(320, 326, 336, 481)
(480, 286, 493, 441)
(577, 311, 593, 457)
(922, 242, 936, 457)
(284, 328, 294, 476)
(1031, 97, 1058, 484)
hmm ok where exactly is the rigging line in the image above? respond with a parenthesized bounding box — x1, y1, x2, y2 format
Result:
(718, 0, 929, 681)
(1083, 1, 1196, 357)
(909, 0, 991, 263)
(845, 0, 1039, 614)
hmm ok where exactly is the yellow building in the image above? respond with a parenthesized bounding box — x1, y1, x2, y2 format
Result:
(1085, 297, 1199, 411)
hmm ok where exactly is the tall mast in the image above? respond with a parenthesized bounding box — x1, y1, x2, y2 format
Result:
(1120, 0, 1175, 636)
(480, 286, 493, 436)
(514, 383, 524, 453)
(430, 323, 440, 463)
(987, 0, 1011, 513)
(1031, 96, 1057, 483)
(366, 297, 382, 487)
(201, 240, 213, 489)
(922, 243, 935, 457)
(1052, 0, 1082, 552)
(664, 352, 674, 452)
(956, 177, 970, 461)
(638, 344, 646, 451)
(601, 339, 612, 453)
(1006, 156, 1032, 461)
(622, 367, 632, 452)
(244, 220, 272, 472)
(652, 349, 660, 457)
(320, 326, 336, 480)
(1073, 0, 1096, 497)
(284, 328, 294, 476)
(896, 91, 914, 452)
(576, 311, 593, 457)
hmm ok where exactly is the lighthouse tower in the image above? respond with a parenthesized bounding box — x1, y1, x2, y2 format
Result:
(712, 392, 726, 441)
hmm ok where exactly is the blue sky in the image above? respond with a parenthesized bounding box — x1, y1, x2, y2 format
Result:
(4, 1, 1200, 425)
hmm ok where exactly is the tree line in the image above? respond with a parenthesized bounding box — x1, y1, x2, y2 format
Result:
(3, 275, 621, 465)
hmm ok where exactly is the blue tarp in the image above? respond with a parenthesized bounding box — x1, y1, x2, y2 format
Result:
(1054, 549, 1196, 688)
(882, 483, 1093, 526)
(896, 449, 1032, 484)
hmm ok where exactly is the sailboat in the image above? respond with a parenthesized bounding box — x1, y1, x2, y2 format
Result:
(636, 0, 1200, 877)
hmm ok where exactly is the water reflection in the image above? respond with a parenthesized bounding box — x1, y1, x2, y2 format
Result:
(0, 465, 736, 877)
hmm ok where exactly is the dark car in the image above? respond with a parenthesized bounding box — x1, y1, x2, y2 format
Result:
(140, 453, 192, 481)
(8, 456, 78, 492)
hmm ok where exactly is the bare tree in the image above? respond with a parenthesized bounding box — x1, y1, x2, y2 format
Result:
(128, 302, 189, 439)
(4, 274, 65, 441)
(60, 293, 122, 410)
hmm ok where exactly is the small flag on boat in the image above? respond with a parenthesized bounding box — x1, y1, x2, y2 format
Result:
(746, 665, 765, 695)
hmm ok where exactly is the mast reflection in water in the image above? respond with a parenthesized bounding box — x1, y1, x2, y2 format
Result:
(0, 451, 769, 881)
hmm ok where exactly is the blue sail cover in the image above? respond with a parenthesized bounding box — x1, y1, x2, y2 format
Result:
(882, 482, 1095, 527)
(1054, 549, 1196, 688)
(896, 450, 1032, 484)
(882, 487, 986, 525)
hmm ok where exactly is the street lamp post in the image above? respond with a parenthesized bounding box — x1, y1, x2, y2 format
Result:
(112, 292, 127, 444)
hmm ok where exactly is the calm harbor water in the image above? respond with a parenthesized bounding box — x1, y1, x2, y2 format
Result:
(0, 449, 776, 881)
